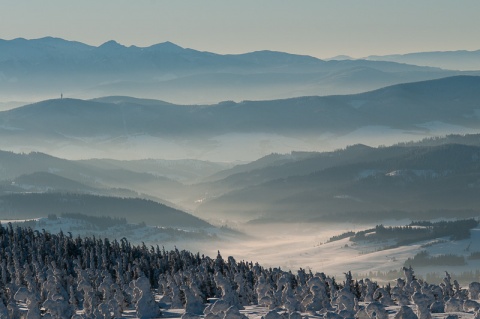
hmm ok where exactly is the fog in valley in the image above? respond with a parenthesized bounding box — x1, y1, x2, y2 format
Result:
(3, 114, 480, 280)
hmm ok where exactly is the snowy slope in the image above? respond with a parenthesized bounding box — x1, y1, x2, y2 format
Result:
(202, 221, 480, 283)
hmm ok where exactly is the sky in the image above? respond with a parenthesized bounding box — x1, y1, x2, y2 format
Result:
(1, 0, 479, 59)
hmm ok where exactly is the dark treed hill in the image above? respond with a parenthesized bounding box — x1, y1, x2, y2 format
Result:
(0, 193, 211, 228)
(190, 135, 480, 216)
(404, 251, 467, 268)
(7, 171, 147, 201)
(0, 150, 74, 180)
(327, 219, 479, 254)
(349, 219, 479, 245)
(194, 144, 414, 196)
(349, 75, 480, 128)
(192, 142, 478, 206)
(12, 171, 98, 193)
(202, 151, 319, 183)
(0, 98, 201, 137)
(60, 212, 128, 230)
(195, 143, 480, 222)
(90, 96, 176, 106)
(396, 133, 480, 148)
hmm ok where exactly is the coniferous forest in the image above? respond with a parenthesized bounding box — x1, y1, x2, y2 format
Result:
(1, 223, 480, 318)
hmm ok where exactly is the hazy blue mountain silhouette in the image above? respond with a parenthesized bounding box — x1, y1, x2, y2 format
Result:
(0, 37, 474, 103)
(366, 49, 480, 71)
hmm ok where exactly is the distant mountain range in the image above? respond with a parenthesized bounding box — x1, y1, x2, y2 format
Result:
(366, 49, 480, 71)
(0, 37, 475, 104)
(1, 76, 479, 161)
(3, 37, 480, 227)
(3, 133, 480, 225)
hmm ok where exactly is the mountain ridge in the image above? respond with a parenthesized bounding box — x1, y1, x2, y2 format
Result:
(1, 75, 480, 161)
(195, 142, 480, 222)
(366, 49, 480, 71)
(0, 37, 471, 104)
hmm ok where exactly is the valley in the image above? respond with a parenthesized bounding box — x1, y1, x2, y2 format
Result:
(1, 10, 480, 316)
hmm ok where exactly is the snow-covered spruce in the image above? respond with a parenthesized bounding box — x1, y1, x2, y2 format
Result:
(1, 224, 480, 318)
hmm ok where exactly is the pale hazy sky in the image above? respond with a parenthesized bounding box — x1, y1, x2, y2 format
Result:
(1, 0, 479, 59)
